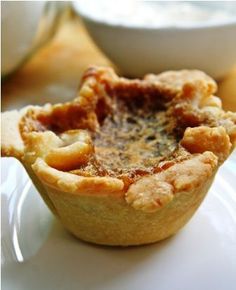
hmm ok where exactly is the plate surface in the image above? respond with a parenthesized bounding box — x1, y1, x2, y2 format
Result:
(1, 153, 236, 290)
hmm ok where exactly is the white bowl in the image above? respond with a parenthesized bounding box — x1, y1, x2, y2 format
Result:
(73, 2, 236, 79)
(1, 2, 67, 77)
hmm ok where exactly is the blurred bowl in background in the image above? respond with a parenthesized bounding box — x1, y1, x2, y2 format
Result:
(1, 1, 66, 77)
(2, 1, 44, 76)
(73, 1, 236, 79)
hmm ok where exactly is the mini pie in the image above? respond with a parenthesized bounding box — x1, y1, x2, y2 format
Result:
(2, 66, 236, 246)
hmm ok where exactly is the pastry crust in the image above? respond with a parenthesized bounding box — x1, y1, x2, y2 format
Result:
(1, 109, 25, 158)
(1, 66, 236, 246)
(125, 151, 217, 213)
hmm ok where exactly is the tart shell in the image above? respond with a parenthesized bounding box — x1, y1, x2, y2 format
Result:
(1, 66, 236, 246)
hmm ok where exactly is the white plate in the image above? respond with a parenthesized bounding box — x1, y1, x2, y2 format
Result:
(1, 153, 236, 290)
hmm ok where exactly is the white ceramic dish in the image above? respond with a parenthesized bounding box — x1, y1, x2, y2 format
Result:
(1, 152, 236, 290)
(73, 2, 236, 78)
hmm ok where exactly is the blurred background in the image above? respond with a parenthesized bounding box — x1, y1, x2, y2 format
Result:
(1, 1, 236, 112)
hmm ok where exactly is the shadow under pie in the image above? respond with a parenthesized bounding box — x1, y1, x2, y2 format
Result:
(1, 66, 236, 246)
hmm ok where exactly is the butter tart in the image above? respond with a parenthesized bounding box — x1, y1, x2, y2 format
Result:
(2, 67, 236, 246)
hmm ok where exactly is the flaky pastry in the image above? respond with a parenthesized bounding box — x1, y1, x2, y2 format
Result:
(1, 67, 236, 246)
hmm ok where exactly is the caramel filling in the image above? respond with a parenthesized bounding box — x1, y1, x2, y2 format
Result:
(96, 108, 177, 169)
(21, 72, 183, 183)
(68, 98, 180, 181)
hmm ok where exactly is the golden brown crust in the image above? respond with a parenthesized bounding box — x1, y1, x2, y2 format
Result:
(125, 151, 218, 213)
(1, 110, 26, 159)
(42, 169, 216, 246)
(144, 69, 217, 99)
(181, 126, 231, 163)
(32, 158, 124, 195)
(45, 130, 94, 171)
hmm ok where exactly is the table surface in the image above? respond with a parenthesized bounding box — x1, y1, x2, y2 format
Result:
(2, 16, 236, 112)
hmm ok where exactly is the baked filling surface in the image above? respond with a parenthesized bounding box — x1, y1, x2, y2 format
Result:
(84, 95, 180, 182)
(94, 107, 177, 174)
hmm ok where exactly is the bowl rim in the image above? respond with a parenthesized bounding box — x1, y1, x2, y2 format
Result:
(73, 2, 236, 31)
